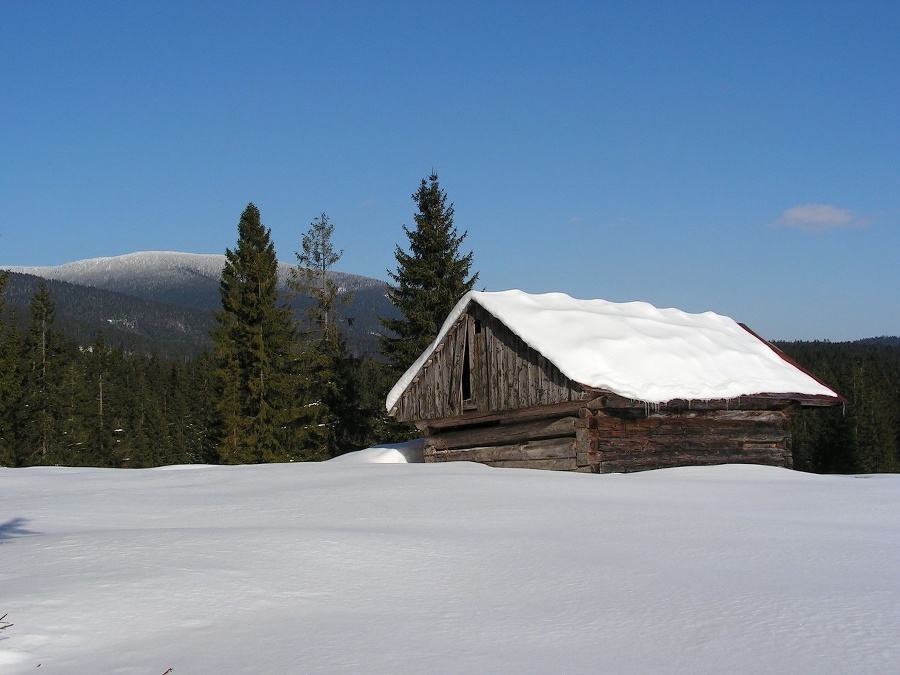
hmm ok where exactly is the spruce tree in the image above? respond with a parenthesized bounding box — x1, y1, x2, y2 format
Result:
(58, 344, 90, 465)
(290, 213, 363, 458)
(17, 282, 64, 465)
(380, 173, 478, 374)
(84, 333, 115, 467)
(0, 271, 21, 466)
(211, 203, 296, 463)
(293, 213, 346, 337)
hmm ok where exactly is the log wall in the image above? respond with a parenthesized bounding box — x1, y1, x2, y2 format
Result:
(574, 408, 793, 473)
(424, 416, 578, 471)
(424, 406, 794, 473)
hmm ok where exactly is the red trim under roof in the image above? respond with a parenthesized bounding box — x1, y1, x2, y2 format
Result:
(737, 323, 846, 404)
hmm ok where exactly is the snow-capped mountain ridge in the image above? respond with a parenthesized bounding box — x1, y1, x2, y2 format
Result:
(2, 252, 395, 358)
(5, 251, 385, 296)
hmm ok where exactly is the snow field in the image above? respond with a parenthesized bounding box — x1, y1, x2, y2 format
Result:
(1, 458, 897, 674)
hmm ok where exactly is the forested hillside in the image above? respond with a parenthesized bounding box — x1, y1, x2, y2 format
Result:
(3, 272, 214, 359)
(777, 339, 900, 473)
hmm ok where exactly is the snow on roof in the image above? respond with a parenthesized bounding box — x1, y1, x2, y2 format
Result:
(386, 290, 839, 410)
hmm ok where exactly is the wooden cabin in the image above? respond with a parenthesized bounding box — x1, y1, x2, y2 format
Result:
(386, 291, 843, 473)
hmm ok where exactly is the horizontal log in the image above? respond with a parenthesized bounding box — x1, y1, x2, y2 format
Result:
(415, 397, 601, 431)
(600, 453, 789, 473)
(593, 437, 788, 455)
(592, 409, 787, 427)
(428, 416, 577, 451)
(487, 458, 578, 471)
(742, 442, 783, 451)
(598, 446, 788, 462)
(595, 445, 789, 470)
(589, 425, 789, 444)
(431, 437, 576, 464)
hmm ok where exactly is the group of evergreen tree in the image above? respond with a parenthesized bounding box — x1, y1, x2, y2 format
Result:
(209, 206, 373, 463)
(0, 273, 216, 467)
(206, 174, 477, 462)
(778, 340, 900, 474)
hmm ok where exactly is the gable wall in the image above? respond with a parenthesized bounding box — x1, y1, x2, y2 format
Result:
(391, 305, 584, 423)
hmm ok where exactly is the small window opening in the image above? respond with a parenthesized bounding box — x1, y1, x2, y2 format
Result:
(462, 329, 473, 402)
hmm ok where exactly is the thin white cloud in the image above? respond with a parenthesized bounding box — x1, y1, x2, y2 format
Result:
(607, 218, 630, 228)
(770, 203, 870, 233)
(568, 216, 583, 224)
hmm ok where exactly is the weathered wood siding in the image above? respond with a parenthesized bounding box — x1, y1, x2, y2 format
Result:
(424, 415, 578, 471)
(424, 406, 793, 473)
(574, 409, 793, 473)
(392, 305, 584, 422)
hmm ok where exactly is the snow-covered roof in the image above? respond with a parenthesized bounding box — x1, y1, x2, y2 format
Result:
(386, 290, 840, 410)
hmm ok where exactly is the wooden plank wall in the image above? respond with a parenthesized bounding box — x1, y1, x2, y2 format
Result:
(392, 319, 466, 422)
(469, 305, 582, 414)
(393, 306, 583, 422)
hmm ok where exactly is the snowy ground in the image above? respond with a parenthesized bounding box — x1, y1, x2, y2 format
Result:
(1, 448, 898, 674)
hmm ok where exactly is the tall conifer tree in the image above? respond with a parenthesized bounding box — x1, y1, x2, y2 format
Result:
(17, 282, 64, 464)
(380, 173, 478, 374)
(212, 203, 296, 463)
(0, 271, 21, 465)
(290, 213, 364, 458)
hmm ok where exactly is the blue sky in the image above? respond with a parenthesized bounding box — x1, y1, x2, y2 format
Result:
(2, 1, 897, 341)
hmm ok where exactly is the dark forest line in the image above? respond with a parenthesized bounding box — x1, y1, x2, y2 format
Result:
(776, 339, 900, 473)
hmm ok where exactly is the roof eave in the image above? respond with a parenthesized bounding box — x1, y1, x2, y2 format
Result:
(579, 387, 845, 409)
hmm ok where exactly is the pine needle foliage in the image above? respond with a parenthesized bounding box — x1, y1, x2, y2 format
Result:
(0, 271, 23, 465)
(380, 173, 478, 375)
(211, 203, 297, 463)
(18, 282, 64, 465)
(292, 213, 345, 339)
(290, 213, 363, 458)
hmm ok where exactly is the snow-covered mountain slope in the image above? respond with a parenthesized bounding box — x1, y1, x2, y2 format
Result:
(5, 251, 387, 310)
(2, 252, 396, 357)
(7, 251, 228, 285)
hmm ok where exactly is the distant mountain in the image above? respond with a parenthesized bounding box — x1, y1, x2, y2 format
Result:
(3, 252, 397, 358)
(3, 272, 215, 358)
